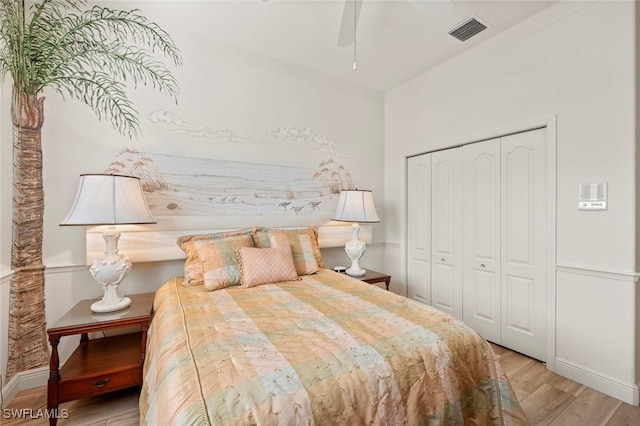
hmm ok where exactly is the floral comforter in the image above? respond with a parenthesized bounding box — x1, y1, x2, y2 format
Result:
(140, 269, 528, 425)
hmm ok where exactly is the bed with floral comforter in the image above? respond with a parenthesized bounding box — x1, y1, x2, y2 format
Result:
(140, 269, 527, 425)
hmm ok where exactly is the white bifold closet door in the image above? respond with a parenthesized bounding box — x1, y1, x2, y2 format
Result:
(462, 138, 502, 343)
(430, 148, 463, 319)
(407, 155, 431, 305)
(499, 129, 548, 361)
(406, 127, 548, 361)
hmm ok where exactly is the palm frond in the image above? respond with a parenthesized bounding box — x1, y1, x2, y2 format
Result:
(0, 0, 182, 136)
(39, 41, 179, 98)
(50, 70, 140, 136)
(0, 0, 25, 87)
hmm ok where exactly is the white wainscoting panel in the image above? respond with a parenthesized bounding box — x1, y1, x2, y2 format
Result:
(555, 264, 639, 405)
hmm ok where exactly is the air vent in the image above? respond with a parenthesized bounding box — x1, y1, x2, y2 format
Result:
(448, 18, 487, 42)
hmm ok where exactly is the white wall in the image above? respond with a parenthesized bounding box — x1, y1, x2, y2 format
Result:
(0, 2, 385, 391)
(385, 0, 639, 403)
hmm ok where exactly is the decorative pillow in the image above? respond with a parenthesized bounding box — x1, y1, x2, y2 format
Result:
(177, 229, 250, 286)
(268, 231, 319, 275)
(252, 227, 325, 268)
(193, 234, 254, 292)
(237, 246, 299, 288)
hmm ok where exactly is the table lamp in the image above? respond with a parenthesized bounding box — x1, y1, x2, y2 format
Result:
(332, 189, 380, 276)
(60, 174, 156, 313)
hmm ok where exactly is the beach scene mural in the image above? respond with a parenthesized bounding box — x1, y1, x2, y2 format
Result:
(104, 148, 354, 217)
(108, 110, 358, 217)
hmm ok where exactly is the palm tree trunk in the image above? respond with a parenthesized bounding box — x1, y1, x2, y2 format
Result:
(6, 90, 48, 380)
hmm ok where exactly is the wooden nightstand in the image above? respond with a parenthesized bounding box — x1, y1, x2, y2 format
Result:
(46, 292, 153, 425)
(358, 269, 392, 291)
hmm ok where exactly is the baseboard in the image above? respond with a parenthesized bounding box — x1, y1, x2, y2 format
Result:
(0, 372, 19, 409)
(1, 367, 48, 409)
(556, 358, 639, 405)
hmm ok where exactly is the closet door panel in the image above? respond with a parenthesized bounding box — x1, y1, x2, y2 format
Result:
(431, 148, 463, 318)
(462, 139, 501, 343)
(501, 128, 548, 361)
(407, 155, 431, 304)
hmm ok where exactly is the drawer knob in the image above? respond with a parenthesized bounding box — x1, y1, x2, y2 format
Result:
(480, 264, 486, 268)
(92, 378, 111, 388)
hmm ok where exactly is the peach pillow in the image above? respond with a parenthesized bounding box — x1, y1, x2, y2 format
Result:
(268, 231, 319, 275)
(193, 234, 254, 292)
(176, 229, 250, 286)
(252, 227, 325, 268)
(237, 246, 299, 288)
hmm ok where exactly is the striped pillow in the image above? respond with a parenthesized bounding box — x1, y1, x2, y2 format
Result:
(252, 227, 325, 268)
(192, 234, 254, 291)
(177, 229, 251, 286)
(268, 231, 319, 275)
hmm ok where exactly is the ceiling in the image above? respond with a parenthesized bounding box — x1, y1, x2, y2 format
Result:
(144, 0, 558, 93)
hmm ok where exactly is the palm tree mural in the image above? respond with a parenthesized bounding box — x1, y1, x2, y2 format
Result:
(0, 0, 180, 379)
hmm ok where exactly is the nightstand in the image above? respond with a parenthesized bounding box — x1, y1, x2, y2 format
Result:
(46, 292, 153, 426)
(358, 269, 392, 291)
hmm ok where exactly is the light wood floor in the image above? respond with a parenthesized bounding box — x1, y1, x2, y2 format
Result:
(3, 344, 640, 425)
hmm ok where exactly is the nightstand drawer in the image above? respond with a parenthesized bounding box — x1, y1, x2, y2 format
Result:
(58, 367, 139, 402)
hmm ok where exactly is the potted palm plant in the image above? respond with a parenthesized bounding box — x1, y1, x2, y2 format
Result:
(0, 0, 181, 380)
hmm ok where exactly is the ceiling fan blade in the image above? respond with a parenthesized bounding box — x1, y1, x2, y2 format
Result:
(336, 0, 363, 47)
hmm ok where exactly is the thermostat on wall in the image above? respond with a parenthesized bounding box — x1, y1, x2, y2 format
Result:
(578, 182, 607, 210)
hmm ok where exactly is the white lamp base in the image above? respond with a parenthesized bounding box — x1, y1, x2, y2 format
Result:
(91, 292, 131, 313)
(344, 223, 367, 277)
(89, 230, 132, 313)
(346, 265, 366, 277)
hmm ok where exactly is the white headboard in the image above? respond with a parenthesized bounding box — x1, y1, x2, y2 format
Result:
(86, 221, 371, 264)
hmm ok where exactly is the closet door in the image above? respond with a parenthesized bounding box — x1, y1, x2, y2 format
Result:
(462, 139, 501, 343)
(407, 154, 431, 305)
(500, 128, 548, 361)
(431, 148, 463, 318)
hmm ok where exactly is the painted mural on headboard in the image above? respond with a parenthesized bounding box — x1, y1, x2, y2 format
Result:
(104, 110, 356, 217)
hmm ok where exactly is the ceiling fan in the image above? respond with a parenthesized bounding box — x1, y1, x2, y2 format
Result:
(336, 0, 458, 69)
(336, 0, 363, 69)
(336, 0, 364, 48)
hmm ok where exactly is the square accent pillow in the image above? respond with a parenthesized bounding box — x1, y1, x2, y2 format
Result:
(268, 231, 319, 275)
(193, 234, 254, 292)
(252, 227, 325, 268)
(177, 229, 250, 286)
(237, 246, 299, 288)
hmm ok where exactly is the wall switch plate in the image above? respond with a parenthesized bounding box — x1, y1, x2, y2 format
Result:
(578, 182, 607, 210)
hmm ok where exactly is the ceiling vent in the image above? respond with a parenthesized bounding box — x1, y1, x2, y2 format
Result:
(448, 18, 487, 42)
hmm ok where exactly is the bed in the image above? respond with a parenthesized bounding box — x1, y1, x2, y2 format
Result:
(139, 267, 527, 425)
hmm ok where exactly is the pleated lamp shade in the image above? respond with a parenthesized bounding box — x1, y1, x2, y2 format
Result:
(61, 174, 156, 226)
(332, 190, 380, 223)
